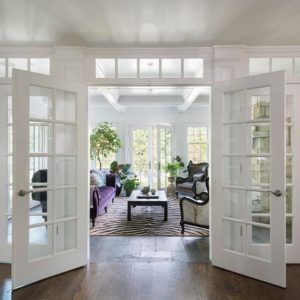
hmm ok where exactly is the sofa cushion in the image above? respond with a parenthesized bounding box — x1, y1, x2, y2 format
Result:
(90, 170, 106, 187)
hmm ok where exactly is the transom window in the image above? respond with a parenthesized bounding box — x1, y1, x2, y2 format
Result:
(187, 126, 208, 163)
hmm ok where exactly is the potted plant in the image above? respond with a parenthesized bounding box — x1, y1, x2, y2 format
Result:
(90, 122, 122, 169)
(121, 175, 140, 197)
(163, 160, 181, 197)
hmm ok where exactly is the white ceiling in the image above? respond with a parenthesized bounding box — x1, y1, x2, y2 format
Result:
(1, 0, 300, 47)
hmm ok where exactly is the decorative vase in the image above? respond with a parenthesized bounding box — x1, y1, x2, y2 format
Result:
(125, 189, 132, 197)
(166, 176, 176, 197)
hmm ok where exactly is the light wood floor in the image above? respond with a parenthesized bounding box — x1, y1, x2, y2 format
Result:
(1, 236, 300, 299)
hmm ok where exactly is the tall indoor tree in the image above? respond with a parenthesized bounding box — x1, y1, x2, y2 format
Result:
(90, 122, 122, 169)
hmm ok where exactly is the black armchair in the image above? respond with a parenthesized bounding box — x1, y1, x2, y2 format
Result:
(176, 162, 209, 199)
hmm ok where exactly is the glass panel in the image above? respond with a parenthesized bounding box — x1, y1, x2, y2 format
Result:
(223, 125, 243, 154)
(286, 216, 293, 244)
(6, 216, 12, 244)
(223, 157, 243, 187)
(159, 127, 172, 189)
(29, 224, 53, 261)
(162, 59, 181, 78)
(249, 190, 270, 213)
(286, 156, 292, 184)
(30, 58, 50, 75)
(118, 59, 137, 78)
(95, 59, 115, 78)
(272, 58, 292, 76)
(286, 95, 293, 123)
(7, 96, 12, 123)
(152, 127, 158, 189)
(184, 58, 203, 78)
(55, 124, 76, 154)
(286, 186, 292, 214)
(295, 58, 300, 77)
(0, 58, 5, 77)
(223, 90, 244, 123)
(29, 122, 53, 154)
(251, 225, 270, 244)
(223, 220, 243, 253)
(248, 88, 270, 121)
(7, 156, 13, 185)
(249, 58, 270, 75)
(223, 188, 244, 219)
(56, 220, 77, 253)
(140, 59, 159, 78)
(7, 125, 12, 154)
(56, 90, 76, 122)
(55, 157, 77, 187)
(8, 58, 28, 77)
(6, 186, 13, 215)
(30, 157, 53, 188)
(30, 86, 53, 120)
(55, 188, 77, 219)
(29, 190, 53, 224)
(249, 124, 270, 154)
(286, 126, 292, 154)
(249, 157, 270, 187)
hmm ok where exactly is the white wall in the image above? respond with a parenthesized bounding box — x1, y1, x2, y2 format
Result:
(89, 99, 210, 166)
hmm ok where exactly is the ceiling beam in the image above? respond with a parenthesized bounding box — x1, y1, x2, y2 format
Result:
(99, 87, 126, 112)
(177, 87, 210, 112)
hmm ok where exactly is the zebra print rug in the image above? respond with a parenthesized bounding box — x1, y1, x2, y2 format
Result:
(90, 196, 209, 237)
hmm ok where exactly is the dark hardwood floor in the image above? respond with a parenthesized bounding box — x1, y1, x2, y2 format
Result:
(1, 236, 300, 299)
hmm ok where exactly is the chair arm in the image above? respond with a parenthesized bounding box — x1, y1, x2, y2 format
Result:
(176, 176, 188, 185)
(180, 196, 208, 207)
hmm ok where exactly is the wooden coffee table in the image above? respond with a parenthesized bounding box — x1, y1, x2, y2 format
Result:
(127, 190, 168, 221)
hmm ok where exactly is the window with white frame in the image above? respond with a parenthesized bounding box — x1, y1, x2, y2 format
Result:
(187, 126, 208, 163)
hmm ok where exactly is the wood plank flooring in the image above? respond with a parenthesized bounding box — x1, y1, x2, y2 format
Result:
(0, 236, 300, 299)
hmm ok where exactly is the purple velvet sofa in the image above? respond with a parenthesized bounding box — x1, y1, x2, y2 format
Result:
(90, 173, 117, 227)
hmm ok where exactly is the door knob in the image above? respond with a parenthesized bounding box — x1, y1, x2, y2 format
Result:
(18, 189, 33, 197)
(270, 190, 282, 197)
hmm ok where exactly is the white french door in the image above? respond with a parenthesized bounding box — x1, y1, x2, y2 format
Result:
(211, 71, 286, 287)
(130, 125, 173, 190)
(12, 70, 89, 289)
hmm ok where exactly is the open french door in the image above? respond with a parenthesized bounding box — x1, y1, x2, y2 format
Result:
(211, 71, 286, 287)
(12, 70, 89, 289)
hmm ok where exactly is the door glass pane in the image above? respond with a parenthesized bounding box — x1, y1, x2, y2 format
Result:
(7, 156, 13, 185)
(249, 157, 270, 187)
(7, 216, 12, 243)
(30, 157, 53, 188)
(223, 90, 244, 123)
(159, 127, 172, 189)
(223, 220, 243, 253)
(8, 96, 12, 123)
(8, 58, 28, 77)
(249, 58, 270, 75)
(140, 59, 159, 78)
(223, 157, 243, 187)
(7, 125, 12, 153)
(30, 86, 53, 120)
(29, 224, 53, 261)
(286, 156, 292, 184)
(286, 186, 292, 214)
(162, 59, 181, 78)
(223, 125, 244, 154)
(223, 188, 244, 219)
(0, 58, 5, 77)
(55, 188, 77, 219)
(29, 122, 53, 154)
(95, 59, 115, 78)
(247, 87, 270, 121)
(272, 58, 292, 76)
(56, 220, 77, 253)
(286, 126, 292, 153)
(286, 216, 293, 244)
(152, 127, 158, 189)
(55, 124, 76, 154)
(286, 95, 293, 123)
(29, 191, 53, 224)
(118, 59, 137, 78)
(132, 129, 149, 186)
(56, 90, 76, 122)
(30, 58, 50, 75)
(184, 58, 203, 78)
(55, 157, 77, 187)
(295, 58, 300, 77)
(249, 191, 270, 214)
(249, 125, 270, 154)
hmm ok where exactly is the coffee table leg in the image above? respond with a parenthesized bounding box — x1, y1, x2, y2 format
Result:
(127, 203, 132, 221)
(164, 204, 168, 221)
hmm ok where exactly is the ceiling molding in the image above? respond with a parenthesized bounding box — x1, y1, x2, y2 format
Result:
(177, 87, 210, 112)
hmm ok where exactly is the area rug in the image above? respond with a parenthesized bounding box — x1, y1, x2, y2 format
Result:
(90, 196, 209, 237)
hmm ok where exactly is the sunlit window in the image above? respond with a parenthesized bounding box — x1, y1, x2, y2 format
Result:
(0, 58, 5, 77)
(118, 59, 137, 78)
(162, 59, 181, 78)
(96, 59, 115, 78)
(187, 126, 208, 163)
(184, 58, 203, 78)
(249, 58, 270, 75)
(8, 58, 28, 77)
(30, 58, 50, 75)
(140, 59, 159, 78)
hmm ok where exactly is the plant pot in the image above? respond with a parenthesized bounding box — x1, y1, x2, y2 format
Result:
(125, 189, 133, 197)
(166, 176, 176, 197)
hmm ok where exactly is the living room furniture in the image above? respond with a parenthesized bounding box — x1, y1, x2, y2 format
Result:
(180, 179, 209, 234)
(176, 162, 209, 199)
(127, 190, 168, 221)
(90, 171, 117, 227)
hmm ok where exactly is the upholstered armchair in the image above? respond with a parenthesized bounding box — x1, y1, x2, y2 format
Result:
(180, 179, 209, 234)
(176, 162, 209, 199)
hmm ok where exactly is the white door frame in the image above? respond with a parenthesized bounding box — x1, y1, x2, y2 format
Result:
(211, 71, 286, 287)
